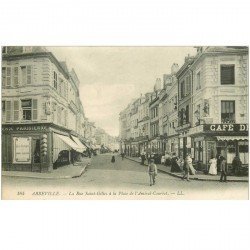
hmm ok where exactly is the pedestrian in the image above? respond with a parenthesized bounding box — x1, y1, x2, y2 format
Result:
(141, 152, 146, 165)
(220, 156, 228, 182)
(216, 152, 221, 172)
(148, 159, 157, 186)
(121, 152, 125, 160)
(182, 155, 191, 181)
(232, 155, 242, 176)
(171, 153, 182, 172)
(209, 155, 217, 175)
(111, 154, 115, 163)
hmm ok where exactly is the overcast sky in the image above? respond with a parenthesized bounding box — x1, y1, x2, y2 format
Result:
(49, 47, 197, 137)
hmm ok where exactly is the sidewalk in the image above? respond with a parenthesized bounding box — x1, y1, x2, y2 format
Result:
(124, 156, 249, 182)
(2, 161, 89, 179)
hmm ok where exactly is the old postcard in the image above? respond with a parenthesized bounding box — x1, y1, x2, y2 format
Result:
(1, 46, 249, 200)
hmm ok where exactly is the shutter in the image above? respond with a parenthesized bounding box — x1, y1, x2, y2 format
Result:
(13, 100, 20, 122)
(27, 66, 32, 84)
(2, 67, 6, 88)
(13, 67, 19, 87)
(6, 101, 11, 122)
(6, 67, 11, 87)
(32, 99, 38, 120)
(2, 101, 6, 122)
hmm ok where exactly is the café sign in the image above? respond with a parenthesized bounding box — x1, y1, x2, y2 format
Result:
(204, 124, 248, 132)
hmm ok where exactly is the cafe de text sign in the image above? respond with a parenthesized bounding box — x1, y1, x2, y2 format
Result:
(204, 124, 248, 133)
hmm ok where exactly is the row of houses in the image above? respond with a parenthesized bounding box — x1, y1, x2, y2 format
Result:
(1, 46, 115, 172)
(119, 46, 248, 170)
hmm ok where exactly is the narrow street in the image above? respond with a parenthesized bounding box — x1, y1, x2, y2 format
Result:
(2, 154, 248, 200)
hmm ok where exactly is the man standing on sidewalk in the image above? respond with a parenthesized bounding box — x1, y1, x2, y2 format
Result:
(148, 159, 158, 186)
(220, 156, 228, 182)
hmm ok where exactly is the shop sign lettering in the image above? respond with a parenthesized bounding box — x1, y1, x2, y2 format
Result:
(205, 124, 248, 132)
(2, 125, 48, 132)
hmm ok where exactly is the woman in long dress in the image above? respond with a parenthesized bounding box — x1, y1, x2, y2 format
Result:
(186, 155, 196, 175)
(209, 157, 217, 175)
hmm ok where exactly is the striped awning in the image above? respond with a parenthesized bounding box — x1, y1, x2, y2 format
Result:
(216, 136, 249, 141)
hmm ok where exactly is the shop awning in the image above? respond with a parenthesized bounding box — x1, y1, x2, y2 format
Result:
(80, 140, 91, 149)
(72, 136, 87, 151)
(216, 136, 249, 141)
(56, 134, 83, 153)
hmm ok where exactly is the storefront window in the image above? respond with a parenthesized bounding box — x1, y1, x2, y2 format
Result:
(227, 141, 236, 164)
(33, 139, 41, 163)
(238, 141, 249, 164)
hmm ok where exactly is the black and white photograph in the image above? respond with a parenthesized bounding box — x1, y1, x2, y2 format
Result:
(1, 46, 248, 200)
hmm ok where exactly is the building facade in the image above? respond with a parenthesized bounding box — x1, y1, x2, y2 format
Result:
(119, 46, 248, 173)
(2, 46, 87, 172)
(188, 46, 249, 169)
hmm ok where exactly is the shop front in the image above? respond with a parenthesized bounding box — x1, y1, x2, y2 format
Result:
(2, 123, 86, 172)
(2, 124, 52, 172)
(189, 123, 249, 174)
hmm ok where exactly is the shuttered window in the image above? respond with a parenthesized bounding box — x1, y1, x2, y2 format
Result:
(2, 67, 6, 88)
(13, 100, 20, 122)
(21, 66, 32, 85)
(6, 67, 11, 87)
(221, 65, 235, 85)
(13, 67, 19, 87)
(6, 101, 11, 122)
(32, 99, 38, 121)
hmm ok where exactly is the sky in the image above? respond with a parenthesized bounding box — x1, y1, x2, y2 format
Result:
(49, 47, 197, 137)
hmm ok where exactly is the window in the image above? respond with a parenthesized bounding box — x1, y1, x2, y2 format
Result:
(21, 66, 32, 85)
(53, 71, 58, 89)
(2, 67, 6, 88)
(186, 75, 191, 95)
(33, 139, 41, 163)
(221, 101, 235, 123)
(57, 106, 61, 124)
(238, 141, 248, 164)
(221, 65, 235, 85)
(180, 80, 185, 99)
(21, 99, 32, 120)
(20, 99, 38, 121)
(186, 105, 189, 123)
(196, 72, 201, 90)
(6, 67, 11, 87)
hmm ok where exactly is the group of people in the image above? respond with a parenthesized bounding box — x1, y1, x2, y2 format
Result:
(118, 150, 242, 186)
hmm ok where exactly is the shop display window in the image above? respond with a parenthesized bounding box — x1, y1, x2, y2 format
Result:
(227, 141, 236, 164)
(238, 141, 249, 164)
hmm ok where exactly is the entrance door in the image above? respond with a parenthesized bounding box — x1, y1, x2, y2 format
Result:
(31, 137, 42, 172)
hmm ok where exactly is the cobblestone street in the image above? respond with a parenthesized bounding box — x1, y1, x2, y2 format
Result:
(2, 154, 248, 200)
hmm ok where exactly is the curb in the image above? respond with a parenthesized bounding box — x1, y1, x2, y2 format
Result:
(124, 156, 249, 183)
(2, 165, 87, 180)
